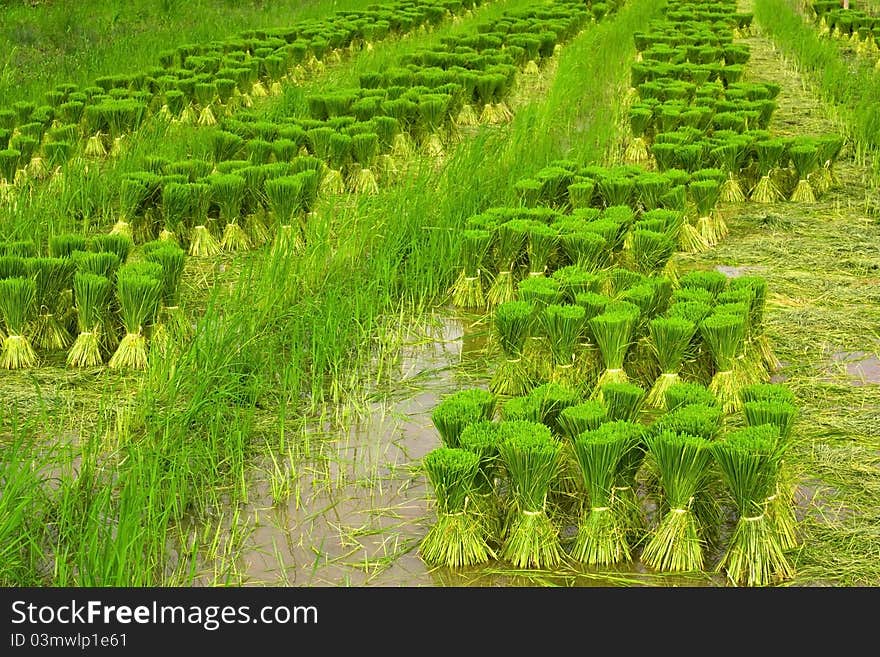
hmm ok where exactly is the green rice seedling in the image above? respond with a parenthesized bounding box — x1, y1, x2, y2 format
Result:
(690, 179, 726, 246)
(751, 139, 786, 203)
(195, 82, 218, 126)
(606, 420, 647, 541)
(700, 312, 747, 413)
(552, 266, 600, 303)
(450, 229, 491, 309)
(642, 431, 713, 573)
(28, 258, 75, 350)
(628, 229, 675, 275)
(71, 251, 120, 279)
(107, 263, 163, 370)
(559, 230, 607, 272)
(571, 425, 634, 566)
(557, 401, 607, 440)
(788, 141, 819, 203)
(743, 399, 799, 549)
(188, 182, 220, 257)
(645, 316, 698, 408)
(497, 421, 562, 569)
(0, 149, 21, 184)
(530, 382, 581, 435)
(635, 172, 670, 211)
(589, 309, 638, 391)
(91, 234, 133, 264)
(729, 276, 777, 371)
(432, 389, 494, 448)
(598, 174, 634, 208)
(714, 300, 764, 386)
(0, 278, 37, 369)
(626, 106, 653, 163)
(656, 403, 724, 441)
(541, 303, 586, 386)
(112, 177, 150, 238)
(712, 138, 749, 203)
(526, 223, 557, 277)
(459, 421, 504, 543)
(143, 242, 187, 346)
(680, 269, 727, 298)
(813, 134, 845, 193)
(740, 382, 795, 405)
(211, 174, 249, 251)
(665, 381, 719, 411)
(567, 180, 596, 209)
(490, 300, 533, 397)
(350, 133, 379, 194)
(711, 425, 793, 586)
(487, 221, 526, 307)
(49, 234, 88, 259)
(160, 182, 191, 242)
(265, 175, 305, 255)
(420, 448, 494, 567)
(44, 141, 75, 170)
(600, 381, 645, 422)
(67, 273, 111, 368)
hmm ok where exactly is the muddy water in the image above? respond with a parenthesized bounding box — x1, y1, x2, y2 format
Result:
(219, 313, 720, 587)
(827, 351, 880, 386)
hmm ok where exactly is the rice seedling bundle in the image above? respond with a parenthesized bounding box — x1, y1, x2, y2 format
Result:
(0, 277, 37, 369)
(571, 425, 634, 566)
(350, 132, 380, 194)
(679, 269, 727, 298)
(497, 421, 562, 568)
(599, 381, 645, 422)
(113, 177, 150, 238)
(209, 174, 249, 252)
(559, 229, 608, 273)
(628, 229, 675, 275)
(655, 403, 723, 441)
(557, 400, 607, 440)
(525, 222, 557, 277)
(420, 447, 494, 567)
(450, 229, 491, 309)
(71, 250, 121, 279)
(28, 257, 75, 350)
(626, 106, 654, 163)
(143, 241, 187, 341)
(502, 394, 543, 423)
(642, 430, 713, 572)
(567, 180, 596, 209)
(814, 134, 845, 193)
(729, 275, 777, 371)
(265, 175, 306, 255)
(711, 138, 749, 203)
(67, 272, 111, 368)
(160, 182, 191, 242)
(690, 178, 726, 246)
(107, 262, 164, 370)
(541, 303, 586, 385)
(432, 388, 495, 448)
(589, 309, 638, 391)
(530, 382, 581, 435)
(635, 172, 670, 211)
(490, 300, 534, 397)
(711, 425, 793, 586)
(645, 316, 697, 407)
(49, 234, 88, 259)
(750, 138, 786, 203)
(486, 220, 526, 307)
(788, 140, 819, 203)
(699, 312, 747, 413)
(458, 421, 504, 541)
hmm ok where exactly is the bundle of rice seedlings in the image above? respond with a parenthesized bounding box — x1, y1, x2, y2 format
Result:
(743, 399, 799, 549)
(665, 381, 719, 411)
(645, 316, 697, 408)
(0, 148, 20, 186)
(628, 229, 675, 275)
(560, 230, 607, 272)
(589, 309, 638, 391)
(107, 263, 163, 370)
(557, 401, 607, 440)
(714, 300, 764, 386)
(486, 221, 526, 306)
(419, 447, 494, 567)
(112, 177, 149, 238)
(48, 234, 88, 259)
(211, 174, 250, 251)
(656, 403, 724, 442)
(607, 420, 647, 540)
(700, 312, 747, 413)
(194, 82, 218, 126)
(728, 276, 776, 370)
(188, 182, 220, 257)
(641, 430, 713, 572)
(432, 389, 494, 448)
(497, 421, 562, 568)
(690, 179, 726, 246)
(450, 229, 491, 308)
(712, 138, 749, 203)
(751, 139, 786, 203)
(598, 175, 634, 208)
(571, 425, 634, 565)
(635, 172, 670, 211)
(143, 241, 187, 345)
(91, 234, 133, 264)
(502, 395, 543, 423)
(490, 300, 533, 397)
(600, 381, 645, 421)
(265, 175, 305, 255)
(67, 272, 111, 367)
(71, 250, 120, 279)
(0, 278, 37, 369)
(626, 106, 653, 163)
(567, 180, 596, 209)
(160, 182, 190, 242)
(525, 223, 557, 277)
(350, 133, 379, 194)
(458, 421, 504, 542)
(711, 425, 793, 586)
(788, 141, 819, 203)
(541, 303, 586, 386)
(680, 269, 727, 298)
(530, 382, 581, 434)
(813, 134, 845, 193)
(28, 257, 75, 350)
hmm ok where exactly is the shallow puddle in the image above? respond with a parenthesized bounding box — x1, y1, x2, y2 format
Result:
(827, 351, 880, 386)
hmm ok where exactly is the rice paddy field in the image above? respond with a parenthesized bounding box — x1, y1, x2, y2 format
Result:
(0, 0, 878, 588)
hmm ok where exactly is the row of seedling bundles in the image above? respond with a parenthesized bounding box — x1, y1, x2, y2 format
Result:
(421, 380, 798, 586)
(0, 235, 186, 370)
